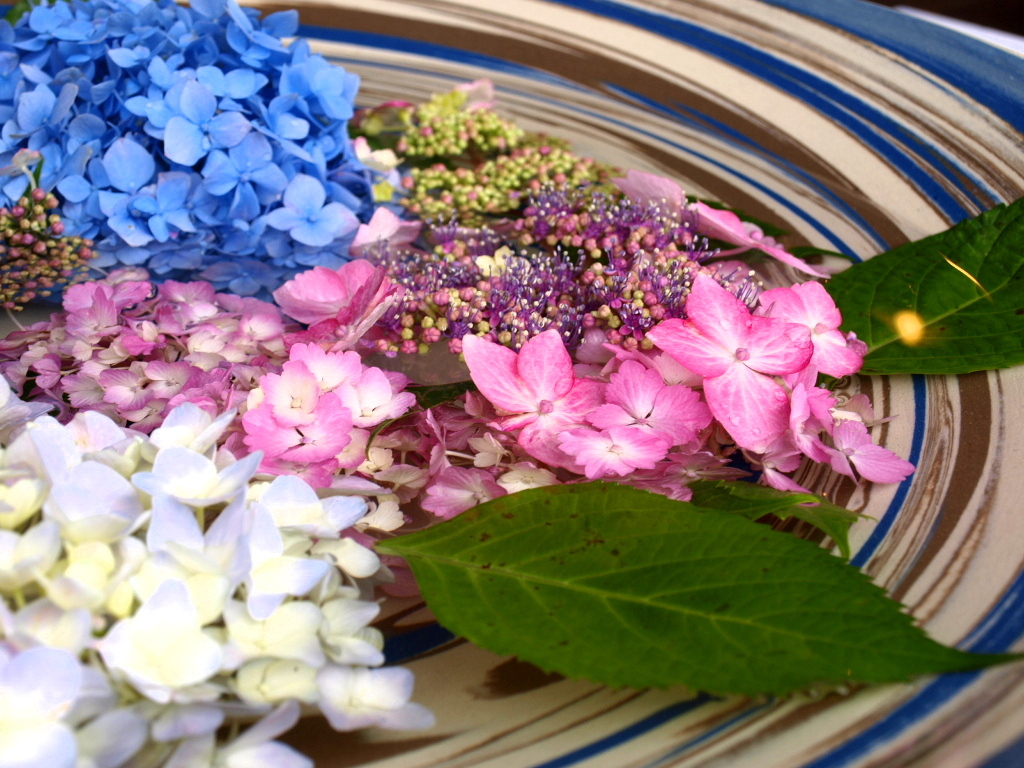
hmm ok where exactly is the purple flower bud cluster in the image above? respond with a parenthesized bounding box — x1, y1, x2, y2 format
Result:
(0, 187, 93, 308)
(0, 268, 290, 432)
(0, 0, 379, 298)
(366, 184, 761, 355)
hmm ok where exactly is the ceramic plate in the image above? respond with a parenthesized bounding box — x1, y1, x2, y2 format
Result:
(198, 1, 1024, 765)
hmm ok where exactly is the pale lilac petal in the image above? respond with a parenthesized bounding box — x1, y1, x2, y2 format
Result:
(703, 364, 790, 453)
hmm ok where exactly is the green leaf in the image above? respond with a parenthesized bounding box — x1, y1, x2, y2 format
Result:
(826, 197, 1024, 374)
(688, 480, 860, 559)
(378, 483, 1010, 696)
(410, 380, 477, 410)
(5, 0, 34, 24)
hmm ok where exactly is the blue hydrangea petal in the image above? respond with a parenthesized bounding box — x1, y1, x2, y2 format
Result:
(249, 163, 287, 196)
(16, 84, 55, 132)
(224, 68, 262, 100)
(228, 181, 259, 220)
(57, 174, 93, 203)
(156, 171, 191, 208)
(163, 207, 195, 232)
(178, 80, 216, 125)
(261, 10, 298, 38)
(108, 210, 153, 247)
(265, 206, 304, 233)
(164, 115, 206, 166)
(282, 173, 325, 215)
(102, 137, 155, 193)
(206, 110, 250, 149)
(68, 114, 107, 142)
(147, 213, 170, 242)
(201, 150, 239, 195)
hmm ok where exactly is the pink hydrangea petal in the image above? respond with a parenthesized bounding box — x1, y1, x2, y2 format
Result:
(612, 169, 684, 209)
(703, 364, 790, 453)
(758, 281, 842, 330)
(690, 202, 827, 278)
(809, 329, 865, 377)
(462, 334, 536, 414)
(646, 318, 733, 378)
(744, 315, 813, 375)
(272, 266, 350, 325)
(833, 420, 914, 484)
(349, 207, 422, 257)
(650, 385, 712, 445)
(681, 273, 752, 351)
(514, 329, 576, 401)
(605, 360, 662, 419)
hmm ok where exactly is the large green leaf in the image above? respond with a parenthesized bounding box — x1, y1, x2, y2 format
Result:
(378, 483, 1009, 696)
(826, 197, 1024, 374)
(688, 480, 860, 559)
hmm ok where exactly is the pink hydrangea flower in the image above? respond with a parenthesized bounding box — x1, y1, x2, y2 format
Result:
(421, 466, 506, 519)
(647, 274, 812, 453)
(558, 425, 669, 479)
(829, 421, 915, 484)
(462, 330, 603, 468)
(273, 260, 404, 352)
(757, 281, 865, 377)
(587, 360, 710, 449)
(349, 208, 422, 258)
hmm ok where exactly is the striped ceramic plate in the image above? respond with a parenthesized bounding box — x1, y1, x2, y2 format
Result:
(256, 1, 1024, 766)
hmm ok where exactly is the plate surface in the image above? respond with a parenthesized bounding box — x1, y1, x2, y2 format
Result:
(256, 1, 1024, 766)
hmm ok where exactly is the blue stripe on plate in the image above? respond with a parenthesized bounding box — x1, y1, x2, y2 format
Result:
(761, 0, 1024, 134)
(981, 730, 1024, 768)
(542, 0, 992, 219)
(850, 374, 928, 567)
(530, 694, 717, 768)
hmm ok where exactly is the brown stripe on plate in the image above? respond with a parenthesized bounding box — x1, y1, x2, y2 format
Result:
(890, 371, 993, 602)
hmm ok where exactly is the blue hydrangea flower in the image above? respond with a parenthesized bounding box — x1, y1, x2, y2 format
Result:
(0, 0, 383, 299)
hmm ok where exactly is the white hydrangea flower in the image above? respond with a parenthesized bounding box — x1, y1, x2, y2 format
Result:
(222, 600, 325, 669)
(132, 447, 260, 507)
(497, 462, 560, 493)
(0, 598, 92, 655)
(42, 537, 146, 614)
(0, 520, 61, 594)
(256, 475, 366, 539)
(0, 646, 82, 768)
(356, 498, 405, 533)
(134, 494, 250, 625)
(316, 666, 435, 732)
(234, 659, 320, 706)
(0, 470, 46, 530)
(163, 702, 312, 768)
(146, 404, 236, 458)
(319, 597, 384, 666)
(309, 537, 380, 580)
(468, 433, 507, 468)
(245, 506, 331, 621)
(45, 461, 147, 544)
(74, 708, 148, 768)
(97, 579, 223, 704)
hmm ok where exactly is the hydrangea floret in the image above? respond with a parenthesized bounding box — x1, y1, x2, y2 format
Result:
(0, 382, 432, 768)
(0, 0, 384, 296)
